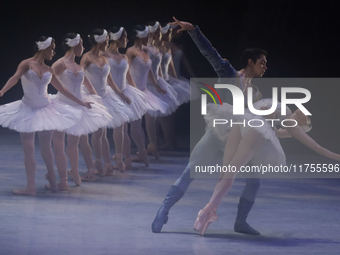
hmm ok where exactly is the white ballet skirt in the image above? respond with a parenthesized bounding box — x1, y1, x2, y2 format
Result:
(108, 58, 149, 121)
(204, 99, 293, 167)
(49, 69, 113, 136)
(129, 56, 168, 117)
(161, 52, 190, 104)
(84, 63, 131, 128)
(0, 69, 83, 133)
(145, 46, 181, 115)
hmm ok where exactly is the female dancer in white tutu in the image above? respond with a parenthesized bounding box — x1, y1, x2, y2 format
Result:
(48, 33, 113, 189)
(194, 100, 340, 235)
(104, 26, 149, 171)
(80, 28, 133, 178)
(145, 21, 180, 158)
(126, 24, 168, 164)
(0, 36, 92, 195)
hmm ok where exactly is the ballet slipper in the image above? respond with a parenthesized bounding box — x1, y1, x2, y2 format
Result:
(131, 151, 149, 166)
(13, 188, 37, 196)
(81, 171, 96, 182)
(124, 158, 133, 170)
(193, 203, 218, 236)
(113, 155, 126, 172)
(45, 182, 69, 191)
(45, 173, 59, 192)
(147, 143, 160, 160)
(68, 169, 81, 186)
(103, 163, 114, 176)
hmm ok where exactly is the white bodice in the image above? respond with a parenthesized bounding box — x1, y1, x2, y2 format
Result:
(21, 69, 52, 108)
(161, 52, 171, 81)
(108, 58, 128, 91)
(129, 56, 152, 91)
(84, 63, 110, 97)
(56, 69, 84, 105)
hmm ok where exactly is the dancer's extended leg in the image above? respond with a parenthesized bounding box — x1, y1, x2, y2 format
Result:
(145, 113, 159, 160)
(113, 125, 126, 172)
(79, 134, 96, 181)
(130, 118, 149, 166)
(51, 131, 69, 189)
(122, 123, 132, 170)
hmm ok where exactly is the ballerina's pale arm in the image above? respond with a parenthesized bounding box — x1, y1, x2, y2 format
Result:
(83, 76, 98, 95)
(168, 55, 179, 79)
(0, 60, 29, 97)
(107, 73, 131, 104)
(126, 69, 138, 88)
(285, 120, 340, 161)
(148, 70, 167, 95)
(49, 69, 92, 109)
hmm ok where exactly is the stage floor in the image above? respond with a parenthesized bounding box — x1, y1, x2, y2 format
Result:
(0, 127, 340, 255)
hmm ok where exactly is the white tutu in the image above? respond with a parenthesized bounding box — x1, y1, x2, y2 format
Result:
(204, 102, 287, 167)
(122, 85, 149, 121)
(147, 77, 180, 116)
(0, 99, 82, 133)
(167, 76, 191, 104)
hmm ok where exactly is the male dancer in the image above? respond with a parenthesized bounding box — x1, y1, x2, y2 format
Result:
(152, 18, 267, 235)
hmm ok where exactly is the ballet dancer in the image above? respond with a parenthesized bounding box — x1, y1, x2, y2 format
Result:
(0, 36, 92, 195)
(104, 26, 149, 170)
(152, 18, 266, 235)
(80, 28, 132, 178)
(194, 100, 338, 235)
(48, 33, 113, 189)
(126, 24, 168, 165)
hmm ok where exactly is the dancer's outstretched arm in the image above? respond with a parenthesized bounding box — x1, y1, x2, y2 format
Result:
(285, 120, 340, 161)
(170, 17, 237, 78)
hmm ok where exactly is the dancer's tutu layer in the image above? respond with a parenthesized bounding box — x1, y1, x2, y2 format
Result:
(51, 94, 113, 136)
(122, 85, 149, 121)
(141, 88, 168, 117)
(83, 86, 131, 128)
(147, 78, 180, 116)
(167, 76, 191, 104)
(0, 99, 82, 133)
(204, 102, 287, 166)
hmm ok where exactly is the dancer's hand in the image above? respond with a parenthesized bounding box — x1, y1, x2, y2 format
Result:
(170, 17, 195, 32)
(81, 101, 93, 109)
(119, 92, 131, 104)
(156, 85, 167, 95)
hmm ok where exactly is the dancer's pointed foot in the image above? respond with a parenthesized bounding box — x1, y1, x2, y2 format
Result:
(131, 151, 149, 166)
(45, 173, 59, 192)
(81, 171, 96, 182)
(147, 143, 160, 160)
(103, 163, 114, 176)
(234, 220, 260, 235)
(113, 155, 126, 172)
(124, 158, 133, 170)
(13, 187, 37, 196)
(45, 182, 69, 191)
(68, 169, 81, 186)
(193, 203, 218, 235)
(93, 160, 106, 176)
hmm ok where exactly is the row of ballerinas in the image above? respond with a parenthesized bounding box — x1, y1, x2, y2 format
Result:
(0, 21, 193, 195)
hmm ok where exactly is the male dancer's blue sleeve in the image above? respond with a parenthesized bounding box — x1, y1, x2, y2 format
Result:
(187, 26, 237, 78)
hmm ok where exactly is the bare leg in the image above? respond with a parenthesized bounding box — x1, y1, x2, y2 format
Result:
(91, 128, 104, 174)
(159, 113, 176, 150)
(66, 134, 81, 186)
(145, 113, 160, 159)
(39, 130, 58, 192)
(122, 123, 132, 170)
(51, 131, 69, 189)
(13, 132, 37, 195)
(130, 118, 149, 166)
(113, 124, 126, 172)
(194, 126, 265, 235)
(79, 134, 96, 181)
(100, 128, 114, 175)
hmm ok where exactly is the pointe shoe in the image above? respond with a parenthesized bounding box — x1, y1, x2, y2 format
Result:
(81, 171, 96, 182)
(131, 151, 149, 166)
(45, 182, 69, 192)
(193, 204, 218, 235)
(103, 163, 114, 176)
(68, 169, 81, 186)
(147, 144, 160, 160)
(124, 158, 133, 170)
(13, 188, 37, 196)
(113, 155, 126, 172)
(93, 160, 106, 176)
(45, 173, 59, 192)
